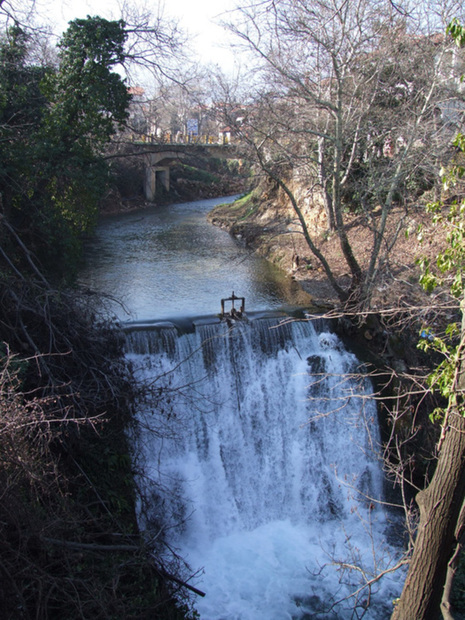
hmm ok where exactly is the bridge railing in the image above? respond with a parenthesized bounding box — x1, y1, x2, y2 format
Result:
(126, 132, 232, 146)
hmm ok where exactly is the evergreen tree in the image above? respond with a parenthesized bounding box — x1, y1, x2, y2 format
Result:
(0, 17, 131, 276)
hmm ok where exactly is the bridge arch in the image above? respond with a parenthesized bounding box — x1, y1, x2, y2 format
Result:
(119, 143, 242, 202)
(144, 151, 189, 201)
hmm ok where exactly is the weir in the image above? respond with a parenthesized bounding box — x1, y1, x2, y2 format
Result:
(125, 315, 401, 619)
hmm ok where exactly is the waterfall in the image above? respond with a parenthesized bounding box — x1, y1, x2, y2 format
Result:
(126, 316, 401, 619)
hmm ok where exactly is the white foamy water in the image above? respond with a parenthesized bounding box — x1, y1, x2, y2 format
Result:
(126, 317, 402, 619)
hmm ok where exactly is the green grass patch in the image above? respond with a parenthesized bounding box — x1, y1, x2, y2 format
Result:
(218, 191, 256, 213)
(175, 163, 219, 184)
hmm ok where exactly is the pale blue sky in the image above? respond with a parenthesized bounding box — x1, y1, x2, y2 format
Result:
(38, 0, 238, 68)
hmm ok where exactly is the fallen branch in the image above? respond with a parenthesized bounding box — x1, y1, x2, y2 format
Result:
(43, 536, 207, 597)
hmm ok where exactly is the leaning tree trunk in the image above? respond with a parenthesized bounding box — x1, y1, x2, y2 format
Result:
(392, 302, 465, 620)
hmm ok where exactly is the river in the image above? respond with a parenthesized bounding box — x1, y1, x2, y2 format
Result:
(79, 195, 312, 322)
(80, 195, 402, 619)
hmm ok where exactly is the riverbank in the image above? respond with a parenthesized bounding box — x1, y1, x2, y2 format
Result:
(207, 189, 448, 315)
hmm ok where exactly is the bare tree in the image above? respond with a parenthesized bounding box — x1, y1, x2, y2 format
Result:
(222, 0, 465, 310)
(0, 0, 36, 28)
(118, 1, 188, 86)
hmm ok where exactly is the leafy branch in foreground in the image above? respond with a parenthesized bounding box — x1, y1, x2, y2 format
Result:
(392, 20, 465, 617)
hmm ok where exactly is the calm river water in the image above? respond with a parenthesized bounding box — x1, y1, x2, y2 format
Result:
(79, 195, 312, 321)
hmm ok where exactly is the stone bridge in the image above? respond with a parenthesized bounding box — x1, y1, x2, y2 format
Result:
(123, 143, 241, 202)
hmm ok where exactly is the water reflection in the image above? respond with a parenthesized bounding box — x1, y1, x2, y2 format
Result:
(79, 195, 312, 321)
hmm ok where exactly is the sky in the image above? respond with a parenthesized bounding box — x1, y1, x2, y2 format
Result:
(33, 0, 239, 71)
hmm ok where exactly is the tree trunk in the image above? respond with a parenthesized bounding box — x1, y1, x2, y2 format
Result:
(441, 499, 465, 619)
(332, 99, 363, 291)
(253, 148, 349, 301)
(317, 136, 335, 231)
(269, 170, 348, 302)
(391, 414, 465, 619)
(392, 302, 465, 620)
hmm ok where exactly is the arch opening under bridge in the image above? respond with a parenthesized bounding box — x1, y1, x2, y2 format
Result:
(140, 144, 241, 202)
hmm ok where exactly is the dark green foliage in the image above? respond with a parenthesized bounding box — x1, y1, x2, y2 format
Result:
(110, 156, 145, 200)
(451, 552, 465, 618)
(0, 19, 192, 619)
(0, 220, 191, 619)
(0, 26, 46, 131)
(42, 16, 130, 151)
(0, 18, 131, 278)
(0, 27, 47, 223)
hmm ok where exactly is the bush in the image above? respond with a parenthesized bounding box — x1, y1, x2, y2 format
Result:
(0, 220, 192, 619)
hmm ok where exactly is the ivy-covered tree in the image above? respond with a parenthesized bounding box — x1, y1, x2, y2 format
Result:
(392, 20, 465, 619)
(0, 17, 131, 275)
(0, 10, 194, 619)
(42, 16, 129, 149)
(0, 26, 47, 216)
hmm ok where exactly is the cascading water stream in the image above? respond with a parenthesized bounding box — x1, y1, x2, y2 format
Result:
(126, 316, 401, 619)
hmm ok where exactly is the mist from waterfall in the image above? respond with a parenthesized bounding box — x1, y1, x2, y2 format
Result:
(126, 317, 402, 619)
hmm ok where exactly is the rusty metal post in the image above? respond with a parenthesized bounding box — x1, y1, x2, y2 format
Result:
(220, 292, 245, 318)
